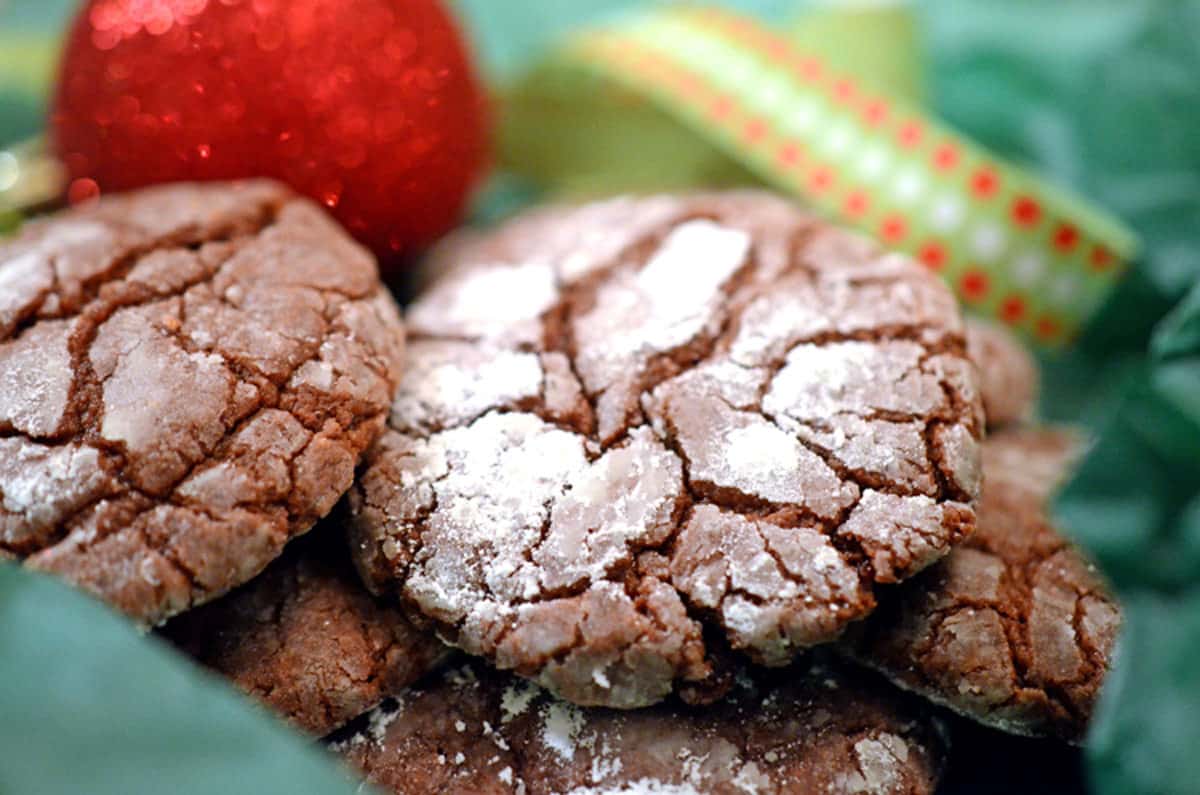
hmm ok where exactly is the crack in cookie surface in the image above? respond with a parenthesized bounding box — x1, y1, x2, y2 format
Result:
(0, 181, 405, 625)
(349, 192, 982, 707)
(842, 427, 1119, 742)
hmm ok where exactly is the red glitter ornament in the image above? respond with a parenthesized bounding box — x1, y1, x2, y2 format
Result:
(52, 0, 490, 265)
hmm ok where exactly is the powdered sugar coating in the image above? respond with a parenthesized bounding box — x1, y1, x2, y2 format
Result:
(0, 181, 405, 624)
(670, 505, 867, 665)
(390, 341, 543, 434)
(843, 427, 1118, 742)
(350, 192, 982, 707)
(334, 658, 946, 795)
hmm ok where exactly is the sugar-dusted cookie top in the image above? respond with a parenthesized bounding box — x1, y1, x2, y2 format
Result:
(844, 427, 1118, 742)
(349, 192, 983, 707)
(0, 181, 405, 625)
(333, 657, 947, 795)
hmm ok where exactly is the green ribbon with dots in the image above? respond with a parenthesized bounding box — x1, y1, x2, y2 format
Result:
(502, 6, 1138, 347)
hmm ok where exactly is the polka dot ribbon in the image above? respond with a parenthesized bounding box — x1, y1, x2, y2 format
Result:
(550, 7, 1138, 347)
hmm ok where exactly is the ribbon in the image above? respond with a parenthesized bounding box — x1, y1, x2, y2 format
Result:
(503, 6, 1139, 347)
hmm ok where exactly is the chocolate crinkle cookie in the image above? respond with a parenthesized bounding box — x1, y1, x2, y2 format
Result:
(843, 427, 1119, 742)
(964, 318, 1038, 429)
(164, 523, 450, 736)
(332, 656, 947, 795)
(348, 192, 984, 708)
(0, 181, 405, 625)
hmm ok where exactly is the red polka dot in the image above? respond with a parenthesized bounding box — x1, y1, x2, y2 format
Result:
(1090, 246, 1113, 271)
(743, 118, 768, 143)
(809, 165, 836, 193)
(862, 99, 889, 127)
(897, 121, 923, 149)
(777, 142, 803, 168)
(68, 177, 100, 205)
(765, 39, 789, 62)
(933, 144, 960, 172)
(832, 78, 857, 105)
(1054, 224, 1080, 252)
(880, 214, 908, 244)
(709, 96, 734, 120)
(970, 167, 999, 198)
(676, 71, 702, 97)
(638, 52, 666, 72)
(1036, 316, 1061, 341)
(1011, 196, 1042, 227)
(999, 295, 1027, 324)
(721, 14, 752, 36)
(844, 190, 870, 218)
(960, 269, 990, 302)
(798, 57, 823, 82)
(918, 241, 947, 271)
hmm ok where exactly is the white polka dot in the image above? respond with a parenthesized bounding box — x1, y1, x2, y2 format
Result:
(675, 34, 707, 60)
(677, 36, 705, 60)
(823, 121, 858, 157)
(698, 48, 733, 75)
(750, 76, 790, 108)
(892, 168, 926, 204)
(690, 32, 720, 55)
(930, 194, 965, 232)
(784, 100, 821, 135)
(1011, 252, 1047, 287)
(969, 223, 1008, 262)
(697, 42, 722, 63)
(1051, 272, 1081, 305)
(725, 56, 756, 84)
(856, 145, 891, 181)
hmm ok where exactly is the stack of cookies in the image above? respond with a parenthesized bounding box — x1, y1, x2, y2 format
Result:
(0, 183, 1119, 794)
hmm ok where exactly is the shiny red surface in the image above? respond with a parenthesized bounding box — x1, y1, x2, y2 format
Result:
(53, 0, 490, 266)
